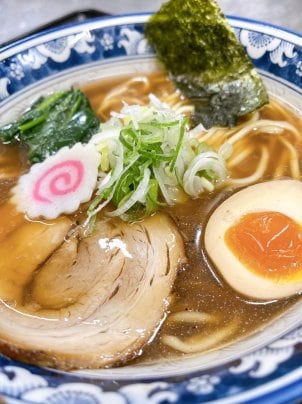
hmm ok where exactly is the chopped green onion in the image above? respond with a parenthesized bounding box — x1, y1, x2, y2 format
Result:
(170, 117, 188, 172)
(86, 95, 229, 223)
(146, 178, 160, 215)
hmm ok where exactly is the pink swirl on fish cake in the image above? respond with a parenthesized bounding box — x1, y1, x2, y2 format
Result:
(12, 143, 100, 219)
(33, 160, 84, 203)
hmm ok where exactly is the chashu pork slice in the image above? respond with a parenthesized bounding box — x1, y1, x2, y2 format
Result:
(0, 212, 185, 370)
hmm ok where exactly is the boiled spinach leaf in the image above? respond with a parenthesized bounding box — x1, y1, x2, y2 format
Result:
(0, 89, 100, 163)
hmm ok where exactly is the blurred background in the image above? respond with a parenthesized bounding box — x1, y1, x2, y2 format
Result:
(1, 0, 301, 47)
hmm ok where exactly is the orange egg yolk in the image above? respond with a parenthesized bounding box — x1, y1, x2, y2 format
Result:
(225, 211, 302, 280)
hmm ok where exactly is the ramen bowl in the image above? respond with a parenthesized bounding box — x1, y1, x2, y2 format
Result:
(0, 13, 301, 404)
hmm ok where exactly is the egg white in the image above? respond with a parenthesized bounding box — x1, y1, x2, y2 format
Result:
(204, 179, 302, 300)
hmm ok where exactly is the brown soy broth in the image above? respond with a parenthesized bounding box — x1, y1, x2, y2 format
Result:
(84, 73, 302, 363)
(0, 143, 29, 202)
(135, 194, 299, 363)
(0, 72, 301, 366)
(230, 100, 302, 182)
(82, 72, 183, 121)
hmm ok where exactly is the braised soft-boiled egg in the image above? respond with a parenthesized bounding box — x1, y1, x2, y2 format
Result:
(205, 179, 302, 300)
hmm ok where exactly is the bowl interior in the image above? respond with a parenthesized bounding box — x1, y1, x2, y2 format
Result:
(1, 55, 301, 379)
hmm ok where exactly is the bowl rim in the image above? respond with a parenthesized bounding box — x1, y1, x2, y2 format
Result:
(1, 12, 301, 59)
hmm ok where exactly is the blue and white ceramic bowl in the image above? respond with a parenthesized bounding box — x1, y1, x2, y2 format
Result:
(0, 13, 302, 404)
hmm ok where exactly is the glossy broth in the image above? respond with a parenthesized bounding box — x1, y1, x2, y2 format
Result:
(84, 73, 302, 361)
(0, 72, 301, 366)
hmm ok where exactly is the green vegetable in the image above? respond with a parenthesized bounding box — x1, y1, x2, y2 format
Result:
(145, 0, 268, 128)
(95, 119, 178, 221)
(0, 89, 100, 163)
(87, 98, 229, 224)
